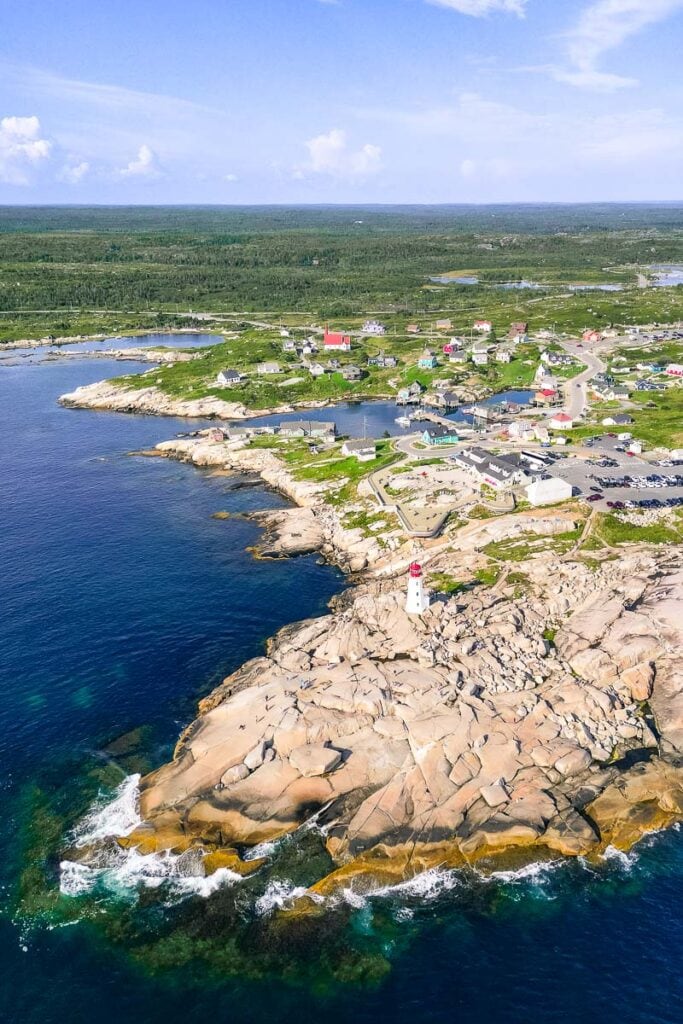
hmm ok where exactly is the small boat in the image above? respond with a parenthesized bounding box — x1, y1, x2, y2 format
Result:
(394, 415, 411, 427)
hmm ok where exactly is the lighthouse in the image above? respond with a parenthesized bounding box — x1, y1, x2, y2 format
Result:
(405, 561, 430, 615)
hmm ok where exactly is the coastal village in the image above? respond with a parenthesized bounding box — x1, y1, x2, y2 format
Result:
(57, 308, 683, 900)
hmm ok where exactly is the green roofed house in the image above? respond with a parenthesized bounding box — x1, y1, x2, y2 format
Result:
(422, 425, 460, 446)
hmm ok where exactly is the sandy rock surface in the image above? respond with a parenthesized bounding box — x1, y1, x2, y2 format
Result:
(133, 546, 683, 890)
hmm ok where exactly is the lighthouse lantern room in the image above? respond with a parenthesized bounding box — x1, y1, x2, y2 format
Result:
(405, 561, 430, 615)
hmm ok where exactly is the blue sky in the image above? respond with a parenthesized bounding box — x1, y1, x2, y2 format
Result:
(1, 0, 682, 203)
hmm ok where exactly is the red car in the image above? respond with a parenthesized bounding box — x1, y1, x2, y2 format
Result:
(587, 494, 603, 502)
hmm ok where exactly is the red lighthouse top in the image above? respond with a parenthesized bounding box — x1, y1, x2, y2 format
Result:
(409, 562, 422, 578)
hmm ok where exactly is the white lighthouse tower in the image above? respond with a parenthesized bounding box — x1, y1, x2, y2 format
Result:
(405, 560, 430, 615)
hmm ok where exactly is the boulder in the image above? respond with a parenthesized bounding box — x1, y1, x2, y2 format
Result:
(554, 748, 592, 777)
(289, 744, 342, 778)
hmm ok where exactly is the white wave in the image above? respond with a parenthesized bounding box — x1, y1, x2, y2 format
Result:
(72, 774, 141, 846)
(243, 839, 279, 862)
(61, 776, 245, 901)
(338, 867, 461, 911)
(59, 861, 96, 897)
(484, 859, 565, 886)
(60, 845, 243, 900)
(254, 880, 322, 916)
(601, 845, 637, 871)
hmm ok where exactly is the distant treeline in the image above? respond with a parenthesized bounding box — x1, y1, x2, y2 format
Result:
(0, 205, 682, 318)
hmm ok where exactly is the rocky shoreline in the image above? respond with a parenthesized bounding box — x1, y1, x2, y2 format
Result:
(63, 429, 683, 899)
(123, 546, 683, 899)
(58, 376, 489, 423)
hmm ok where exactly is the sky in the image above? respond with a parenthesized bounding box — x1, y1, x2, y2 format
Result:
(1, 0, 683, 204)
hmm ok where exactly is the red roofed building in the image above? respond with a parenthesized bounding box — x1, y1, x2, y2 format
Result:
(549, 412, 574, 429)
(323, 327, 351, 351)
(509, 321, 529, 337)
(534, 388, 559, 407)
(473, 319, 493, 333)
(582, 329, 602, 343)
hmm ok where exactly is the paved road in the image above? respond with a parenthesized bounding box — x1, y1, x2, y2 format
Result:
(394, 435, 464, 459)
(552, 338, 608, 419)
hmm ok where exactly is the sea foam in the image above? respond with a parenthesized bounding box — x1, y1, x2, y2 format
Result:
(60, 774, 242, 900)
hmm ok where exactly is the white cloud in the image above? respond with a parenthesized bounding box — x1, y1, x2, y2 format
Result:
(358, 91, 683, 182)
(224, 172, 239, 182)
(548, 0, 683, 90)
(427, 0, 526, 15)
(302, 128, 382, 177)
(59, 160, 89, 184)
(459, 156, 514, 179)
(117, 144, 161, 179)
(0, 115, 51, 184)
(0, 63, 234, 171)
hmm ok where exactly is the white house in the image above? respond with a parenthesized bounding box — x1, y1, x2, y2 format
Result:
(308, 362, 326, 378)
(549, 412, 574, 430)
(257, 361, 281, 375)
(341, 439, 377, 462)
(508, 421, 536, 443)
(473, 319, 492, 333)
(472, 351, 489, 366)
(216, 368, 242, 386)
(526, 476, 573, 506)
(362, 319, 386, 335)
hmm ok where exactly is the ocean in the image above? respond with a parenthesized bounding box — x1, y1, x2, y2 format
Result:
(0, 338, 681, 1024)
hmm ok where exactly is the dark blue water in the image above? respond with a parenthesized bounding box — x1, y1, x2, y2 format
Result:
(1, 354, 682, 1024)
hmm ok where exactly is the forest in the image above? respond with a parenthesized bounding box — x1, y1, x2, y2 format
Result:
(0, 204, 682, 340)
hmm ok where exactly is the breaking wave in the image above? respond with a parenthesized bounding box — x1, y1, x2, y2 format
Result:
(59, 774, 243, 901)
(71, 773, 141, 846)
(601, 845, 638, 872)
(483, 859, 566, 886)
(255, 880, 322, 916)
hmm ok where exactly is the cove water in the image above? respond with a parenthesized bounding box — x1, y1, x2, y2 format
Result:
(0, 338, 682, 1024)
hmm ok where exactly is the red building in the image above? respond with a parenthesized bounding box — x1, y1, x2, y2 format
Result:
(323, 327, 351, 351)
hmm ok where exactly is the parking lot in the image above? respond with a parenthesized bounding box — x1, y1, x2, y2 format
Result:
(541, 438, 683, 511)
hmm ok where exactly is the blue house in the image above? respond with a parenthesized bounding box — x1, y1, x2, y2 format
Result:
(422, 425, 460, 446)
(418, 350, 438, 370)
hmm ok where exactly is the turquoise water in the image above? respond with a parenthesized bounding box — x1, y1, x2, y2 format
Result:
(1, 350, 682, 1022)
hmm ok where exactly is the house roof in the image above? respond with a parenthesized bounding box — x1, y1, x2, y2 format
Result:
(280, 420, 335, 433)
(324, 328, 350, 346)
(424, 425, 459, 439)
(454, 447, 525, 484)
(343, 438, 376, 452)
(551, 413, 572, 422)
(218, 368, 240, 378)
